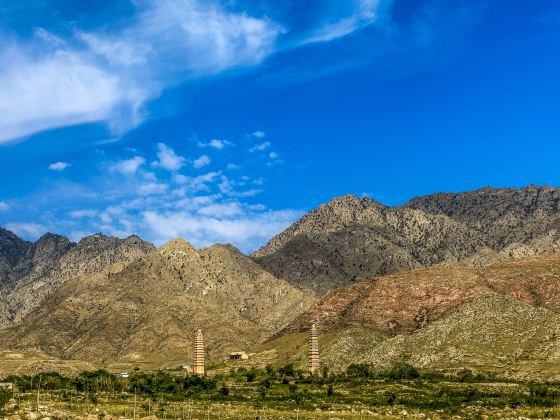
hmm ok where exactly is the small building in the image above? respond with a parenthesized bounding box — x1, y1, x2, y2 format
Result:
(229, 351, 249, 361)
(115, 372, 129, 378)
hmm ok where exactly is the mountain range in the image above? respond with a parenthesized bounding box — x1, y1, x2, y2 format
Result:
(2, 185, 560, 377)
(254, 185, 560, 296)
(0, 235, 312, 364)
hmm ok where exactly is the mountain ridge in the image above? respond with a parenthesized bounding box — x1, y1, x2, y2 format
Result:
(3, 184, 560, 374)
(0, 238, 314, 363)
(253, 185, 560, 295)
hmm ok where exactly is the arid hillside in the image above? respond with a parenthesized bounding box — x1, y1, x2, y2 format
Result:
(260, 252, 560, 380)
(0, 239, 314, 364)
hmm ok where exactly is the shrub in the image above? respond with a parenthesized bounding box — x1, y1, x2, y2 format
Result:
(346, 363, 374, 379)
(385, 391, 397, 405)
(219, 383, 229, 397)
(279, 364, 296, 378)
(0, 388, 11, 415)
(388, 363, 420, 380)
(245, 370, 257, 382)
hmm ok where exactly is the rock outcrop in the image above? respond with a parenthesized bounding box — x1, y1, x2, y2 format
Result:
(0, 232, 155, 327)
(254, 186, 560, 295)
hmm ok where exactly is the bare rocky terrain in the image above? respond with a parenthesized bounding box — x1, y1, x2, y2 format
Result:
(0, 239, 313, 364)
(0, 231, 156, 327)
(253, 185, 560, 296)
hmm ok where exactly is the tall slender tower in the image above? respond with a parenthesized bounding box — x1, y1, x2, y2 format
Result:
(308, 323, 320, 374)
(193, 329, 205, 375)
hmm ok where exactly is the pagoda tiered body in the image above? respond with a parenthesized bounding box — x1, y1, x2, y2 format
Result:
(308, 323, 320, 374)
(193, 329, 205, 375)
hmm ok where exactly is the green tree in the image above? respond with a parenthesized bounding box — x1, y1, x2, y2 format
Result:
(279, 364, 295, 378)
(388, 363, 420, 380)
(220, 383, 229, 397)
(245, 368, 258, 382)
(346, 363, 374, 379)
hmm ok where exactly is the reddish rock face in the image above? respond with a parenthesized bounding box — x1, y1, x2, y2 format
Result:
(284, 252, 560, 337)
(483, 254, 560, 310)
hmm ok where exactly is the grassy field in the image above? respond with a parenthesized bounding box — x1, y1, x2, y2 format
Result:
(3, 365, 560, 419)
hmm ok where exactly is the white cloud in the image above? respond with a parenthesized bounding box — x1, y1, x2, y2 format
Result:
(173, 174, 188, 184)
(132, 0, 282, 74)
(69, 209, 98, 218)
(110, 156, 146, 175)
(0, 44, 142, 144)
(193, 155, 211, 169)
(48, 161, 71, 171)
(181, 171, 221, 192)
(269, 151, 279, 159)
(197, 202, 244, 217)
(198, 139, 233, 150)
(5, 222, 48, 239)
(142, 207, 302, 251)
(153, 143, 185, 171)
(0, 0, 396, 144)
(0, 201, 9, 212)
(0, 0, 282, 144)
(226, 163, 240, 170)
(78, 32, 152, 67)
(300, 0, 388, 45)
(138, 182, 169, 195)
(249, 141, 271, 152)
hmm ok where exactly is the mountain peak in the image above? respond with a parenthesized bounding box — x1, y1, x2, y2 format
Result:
(206, 243, 243, 254)
(35, 232, 73, 246)
(159, 238, 198, 254)
(324, 194, 384, 209)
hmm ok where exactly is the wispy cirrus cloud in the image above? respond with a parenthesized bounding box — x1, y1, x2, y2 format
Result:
(0, 0, 400, 145)
(0, 40, 143, 144)
(299, 0, 392, 45)
(0, 0, 283, 144)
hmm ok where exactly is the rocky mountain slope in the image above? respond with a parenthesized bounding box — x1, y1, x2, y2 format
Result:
(253, 186, 560, 296)
(0, 239, 314, 364)
(258, 252, 560, 379)
(0, 231, 156, 327)
(405, 185, 560, 256)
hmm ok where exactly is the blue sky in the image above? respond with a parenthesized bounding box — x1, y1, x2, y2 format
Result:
(0, 0, 559, 252)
